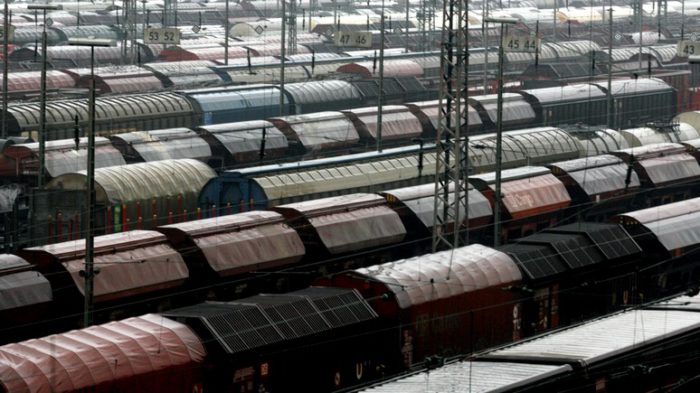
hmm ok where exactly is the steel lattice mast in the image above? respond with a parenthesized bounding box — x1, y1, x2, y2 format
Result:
(418, 0, 435, 52)
(287, 0, 297, 55)
(432, 0, 469, 253)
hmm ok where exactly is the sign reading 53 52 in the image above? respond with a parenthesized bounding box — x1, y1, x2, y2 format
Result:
(144, 27, 181, 44)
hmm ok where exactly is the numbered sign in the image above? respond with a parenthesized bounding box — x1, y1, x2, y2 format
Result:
(0, 25, 16, 41)
(335, 31, 372, 48)
(677, 40, 700, 58)
(502, 34, 540, 53)
(144, 27, 181, 44)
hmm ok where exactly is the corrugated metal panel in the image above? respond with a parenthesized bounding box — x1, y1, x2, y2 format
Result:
(637, 153, 700, 185)
(360, 361, 570, 393)
(382, 182, 492, 228)
(163, 288, 375, 355)
(472, 93, 536, 123)
(296, 287, 378, 327)
(486, 309, 700, 365)
(160, 211, 305, 277)
(342, 105, 423, 141)
(550, 223, 641, 260)
(0, 314, 206, 393)
(354, 244, 522, 309)
(521, 232, 604, 269)
(47, 159, 216, 205)
(270, 111, 360, 152)
(502, 243, 568, 281)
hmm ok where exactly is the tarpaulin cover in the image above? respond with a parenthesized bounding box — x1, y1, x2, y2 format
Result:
(112, 129, 212, 162)
(496, 174, 571, 219)
(253, 152, 438, 202)
(549, 155, 640, 199)
(199, 120, 288, 161)
(47, 159, 216, 205)
(283, 80, 361, 105)
(342, 106, 423, 141)
(467, 127, 582, 172)
(472, 93, 536, 123)
(620, 197, 700, 225)
(619, 125, 700, 147)
(159, 211, 305, 277)
(574, 129, 629, 156)
(99, 75, 163, 94)
(635, 153, 700, 186)
(276, 194, 406, 254)
(23, 231, 189, 302)
(613, 143, 685, 161)
(226, 66, 309, 84)
(383, 182, 492, 228)
(0, 314, 206, 393)
(270, 111, 360, 151)
(336, 59, 424, 78)
(406, 100, 482, 132)
(3, 137, 126, 178)
(353, 244, 521, 309)
(1, 70, 75, 92)
(0, 184, 22, 213)
(0, 254, 51, 311)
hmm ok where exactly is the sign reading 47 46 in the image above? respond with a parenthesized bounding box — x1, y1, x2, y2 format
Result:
(144, 27, 181, 44)
(502, 34, 540, 53)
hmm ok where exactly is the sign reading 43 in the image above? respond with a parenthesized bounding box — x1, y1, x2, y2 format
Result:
(144, 27, 181, 44)
(502, 34, 540, 53)
(677, 40, 700, 58)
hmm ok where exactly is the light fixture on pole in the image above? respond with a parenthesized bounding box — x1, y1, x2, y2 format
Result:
(68, 37, 116, 328)
(483, 16, 517, 247)
(27, 4, 59, 188)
